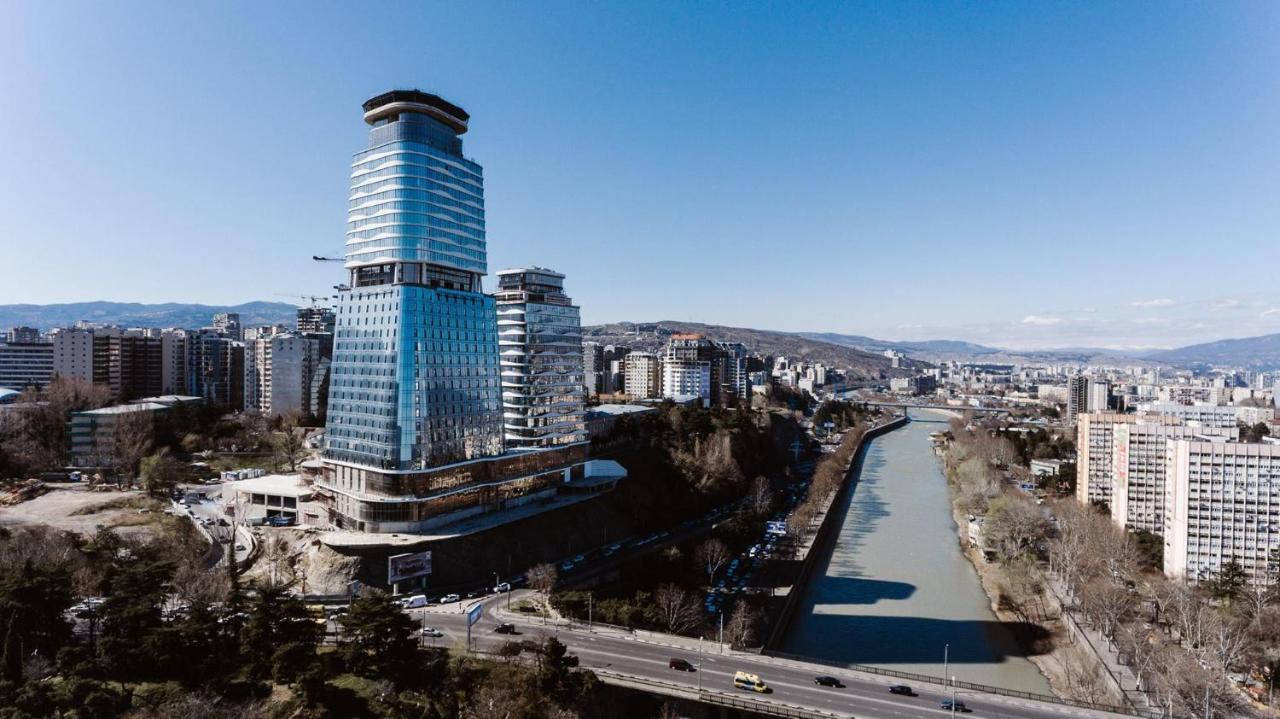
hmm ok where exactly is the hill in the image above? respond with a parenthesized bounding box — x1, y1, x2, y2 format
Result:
(0, 301, 301, 331)
(796, 332, 1002, 358)
(1143, 333, 1280, 369)
(583, 321, 919, 378)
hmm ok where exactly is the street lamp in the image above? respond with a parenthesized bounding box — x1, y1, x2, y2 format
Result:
(943, 643, 949, 686)
(951, 677, 957, 717)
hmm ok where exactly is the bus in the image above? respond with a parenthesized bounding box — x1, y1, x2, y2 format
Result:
(733, 671, 770, 693)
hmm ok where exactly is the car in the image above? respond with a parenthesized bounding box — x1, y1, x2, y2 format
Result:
(560, 561, 574, 571)
(494, 582, 511, 593)
(420, 626, 443, 637)
(668, 658, 695, 671)
(572, 554, 585, 563)
(939, 700, 970, 712)
(440, 593, 461, 604)
(813, 675, 844, 688)
(494, 623, 517, 634)
(888, 684, 915, 696)
(234, 544, 246, 551)
(403, 595, 429, 609)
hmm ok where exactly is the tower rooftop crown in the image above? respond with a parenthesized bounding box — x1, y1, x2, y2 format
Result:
(362, 89, 470, 134)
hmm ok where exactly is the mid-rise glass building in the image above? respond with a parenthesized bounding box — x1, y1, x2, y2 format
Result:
(495, 268, 587, 450)
(324, 90, 503, 471)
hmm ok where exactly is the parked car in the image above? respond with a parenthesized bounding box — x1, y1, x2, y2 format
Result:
(668, 658, 695, 672)
(813, 675, 844, 688)
(494, 623, 517, 634)
(403, 595, 429, 609)
(560, 560, 574, 571)
(572, 554, 585, 563)
(494, 582, 511, 593)
(440, 593, 461, 604)
(888, 684, 915, 696)
(420, 626, 443, 637)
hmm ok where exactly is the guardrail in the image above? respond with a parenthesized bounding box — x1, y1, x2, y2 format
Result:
(764, 649, 1139, 716)
(592, 669, 847, 719)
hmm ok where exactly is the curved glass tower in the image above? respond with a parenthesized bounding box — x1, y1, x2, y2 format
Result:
(324, 90, 503, 471)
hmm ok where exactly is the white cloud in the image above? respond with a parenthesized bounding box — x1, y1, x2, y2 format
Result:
(1131, 298, 1176, 308)
(1022, 315, 1063, 326)
(1212, 298, 1241, 310)
(1262, 308, 1280, 318)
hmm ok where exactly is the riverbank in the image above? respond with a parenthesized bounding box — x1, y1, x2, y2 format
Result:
(938, 437, 1125, 706)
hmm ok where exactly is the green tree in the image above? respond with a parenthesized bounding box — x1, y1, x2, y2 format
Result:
(138, 447, 186, 497)
(240, 583, 318, 680)
(0, 560, 75, 682)
(97, 559, 174, 681)
(1205, 560, 1249, 606)
(338, 592, 417, 680)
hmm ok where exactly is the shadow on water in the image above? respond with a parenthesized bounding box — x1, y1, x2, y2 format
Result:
(808, 442, 892, 579)
(805, 575, 916, 605)
(791, 613, 1050, 666)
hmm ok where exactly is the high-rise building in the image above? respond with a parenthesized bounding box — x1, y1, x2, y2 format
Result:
(494, 267, 587, 450)
(1136, 402, 1240, 429)
(1164, 440, 1280, 586)
(213, 312, 243, 341)
(663, 333, 714, 406)
(52, 328, 106, 385)
(1076, 412, 1181, 506)
(245, 333, 324, 417)
(583, 341, 605, 397)
(315, 91, 621, 541)
(324, 89, 502, 471)
(0, 338, 53, 390)
(1067, 375, 1089, 423)
(1087, 379, 1111, 412)
(187, 330, 245, 409)
(1109, 421, 1236, 533)
(160, 329, 187, 396)
(624, 352, 662, 399)
(713, 341, 750, 406)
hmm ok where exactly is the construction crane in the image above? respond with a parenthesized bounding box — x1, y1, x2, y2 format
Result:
(275, 293, 333, 307)
(312, 255, 344, 263)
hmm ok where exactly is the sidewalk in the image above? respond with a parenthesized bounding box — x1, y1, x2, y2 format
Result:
(1042, 570, 1156, 716)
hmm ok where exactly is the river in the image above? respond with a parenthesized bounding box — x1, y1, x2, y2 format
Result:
(781, 409, 1052, 693)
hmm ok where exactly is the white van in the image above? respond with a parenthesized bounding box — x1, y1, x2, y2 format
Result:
(402, 594, 428, 609)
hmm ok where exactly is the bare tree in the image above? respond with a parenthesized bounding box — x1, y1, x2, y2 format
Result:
(525, 562, 558, 614)
(139, 447, 186, 497)
(272, 411, 309, 473)
(724, 601, 760, 649)
(695, 538, 731, 586)
(748, 476, 773, 517)
(111, 408, 156, 486)
(1207, 612, 1251, 672)
(653, 584, 701, 635)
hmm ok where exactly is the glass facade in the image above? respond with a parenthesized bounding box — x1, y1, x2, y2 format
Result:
(324, 93, 503, 472)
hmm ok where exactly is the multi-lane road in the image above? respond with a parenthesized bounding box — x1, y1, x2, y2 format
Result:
(404, 591, 1138, 719)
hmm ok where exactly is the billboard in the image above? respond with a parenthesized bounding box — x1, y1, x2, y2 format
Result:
(467, 603, 482, 627)
(387, 551, 432, 584)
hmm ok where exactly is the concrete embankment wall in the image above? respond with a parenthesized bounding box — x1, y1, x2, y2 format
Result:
(763, 415, 910, 650)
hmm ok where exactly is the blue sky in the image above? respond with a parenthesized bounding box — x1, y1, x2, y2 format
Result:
(1, 2, 1277, 350)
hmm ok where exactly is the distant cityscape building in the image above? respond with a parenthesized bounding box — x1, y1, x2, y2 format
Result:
(624, 352, 662, 399)
(583, 341, 605, 397)
(245, 333, 325, 417)
(212, 312, 243, 341)
(0, 337, 53, 390)
(494, 267, 587, 450)
(296, 306, 336, 335)
(662, 333, 714, 406)
(1067, 375, 1089, 423)
(187, 330, 245, 409)
(5, 327, 40, 344)
(1109, 421, 1236, 534)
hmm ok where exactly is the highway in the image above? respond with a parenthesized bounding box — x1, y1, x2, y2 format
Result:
(404, 591, 1138, 719)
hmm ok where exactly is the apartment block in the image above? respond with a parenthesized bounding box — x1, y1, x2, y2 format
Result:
(624, 352, 662, 399)
(1110, 421, 1236, 533)
(1164, 440, 1280, 586)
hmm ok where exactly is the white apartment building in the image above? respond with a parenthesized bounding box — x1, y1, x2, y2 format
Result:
(244, 333, 322, 417)
(1137, 402, 1239, 429)
(1088, 379, 1111, 412)
(663, 360, 711, 406)
(52, 328, 98, 383)
(624, 352, 662, 399)
(1164, 440, 1280, 586)
(1110, 421, 1236, 534)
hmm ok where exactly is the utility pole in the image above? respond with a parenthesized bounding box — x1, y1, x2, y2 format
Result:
(588, 592, 593, 628)
(719, 612, 724, 652)
(943, 644, 949, 686)
(951, 678, 957, 717)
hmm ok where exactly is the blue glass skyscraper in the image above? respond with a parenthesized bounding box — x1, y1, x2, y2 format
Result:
(324, 91, 504, 471)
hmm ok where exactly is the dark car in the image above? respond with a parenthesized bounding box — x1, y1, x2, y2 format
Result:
(889, 684, 915, 696)
(494, 623, 517, 634)
(813, 675, 844, 688)
(940, 700, 970, 713)
(668, 658, 695, 672)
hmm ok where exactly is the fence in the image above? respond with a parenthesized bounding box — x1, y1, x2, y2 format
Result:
(764, 649, 1138, 716)
(593, 669, 846, 719)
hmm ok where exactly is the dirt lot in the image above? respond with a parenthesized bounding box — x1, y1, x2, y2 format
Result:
(0, 484, 168, 538)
